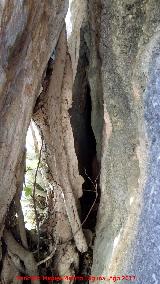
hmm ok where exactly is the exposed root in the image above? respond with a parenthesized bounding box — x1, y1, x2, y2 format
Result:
(8, 250, 26, 274)
(3, 229, 40, 284)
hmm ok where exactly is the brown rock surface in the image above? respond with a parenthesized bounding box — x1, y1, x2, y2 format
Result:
(0, 0, 68, 232)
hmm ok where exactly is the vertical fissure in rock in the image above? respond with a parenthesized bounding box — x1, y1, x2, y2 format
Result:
(69, 24, 101, 278)
(70, 41, 100, 229)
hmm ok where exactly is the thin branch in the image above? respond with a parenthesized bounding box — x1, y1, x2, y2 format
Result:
(84, 168, 100, 186)
(37, 238, 58, 267)
(60, 169, 99, 244)
(81, 169, 99, 227)
(57, 169, 99, 243)
(55, 169, 99, 270)
(32, 138, 43, 260)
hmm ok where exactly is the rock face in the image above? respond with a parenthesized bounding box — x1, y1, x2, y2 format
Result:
(69, 0, 160, 282)
(0, 0, 68, 233)
(89, 0, 160, 283)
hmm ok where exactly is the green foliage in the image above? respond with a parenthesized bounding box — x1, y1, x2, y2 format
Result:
(24, 186, 32, 197)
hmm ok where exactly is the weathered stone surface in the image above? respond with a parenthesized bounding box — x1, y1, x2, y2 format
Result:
(91, 1, 160, 283)
(0, 0, 68, 231)
(68, 0, 103, 161)
(68, 0, 87, 80)
(87, 0, 104, 161)
(69, 0, 160, 282)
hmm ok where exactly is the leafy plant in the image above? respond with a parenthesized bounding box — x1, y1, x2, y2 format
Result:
(24, 186, 32, 197)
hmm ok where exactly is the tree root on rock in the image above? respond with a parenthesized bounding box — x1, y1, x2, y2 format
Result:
(3, 229, 40, 284)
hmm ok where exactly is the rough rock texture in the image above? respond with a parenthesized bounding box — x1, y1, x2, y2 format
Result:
(69, 0, 160, 283)
(68, 0, 87, 80)
(0, 0, 68, 234)
(91, 1, 160, 283)
(69, 0, 103, 161)
(1, 0, 160, 282)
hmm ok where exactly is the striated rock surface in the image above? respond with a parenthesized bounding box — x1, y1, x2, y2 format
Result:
(0, 0, 68, 233)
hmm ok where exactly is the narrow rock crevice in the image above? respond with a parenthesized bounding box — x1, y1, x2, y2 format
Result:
(70, 25, 100, 231)
(69, 23, 101, 280)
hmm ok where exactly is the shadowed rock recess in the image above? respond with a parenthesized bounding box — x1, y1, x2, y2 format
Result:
(0, 0, 160, 283)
